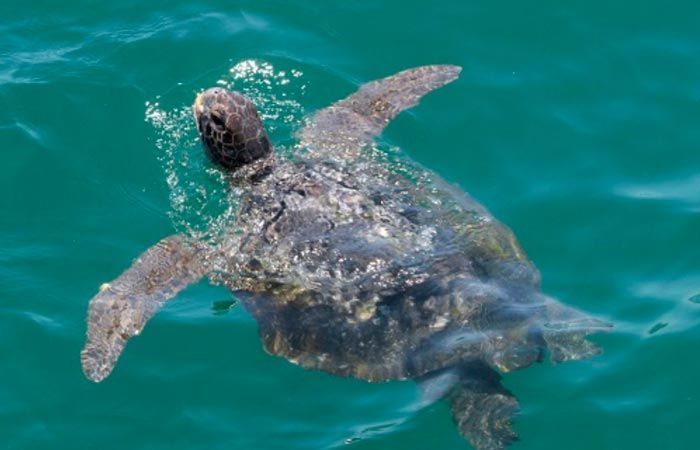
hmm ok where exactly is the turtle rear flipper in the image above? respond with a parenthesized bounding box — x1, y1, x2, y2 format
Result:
(450, 363, 519, 450)
(81, 235, 209, 382)
(544, 329, 603, 362)
(421, 362, 519, 450)
(299, 65, 461, 155)
(539, 297, 612, 363)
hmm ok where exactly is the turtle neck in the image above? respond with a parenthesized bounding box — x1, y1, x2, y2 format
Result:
(227, 151, 277, 186)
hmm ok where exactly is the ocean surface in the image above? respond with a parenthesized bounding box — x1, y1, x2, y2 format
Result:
(2, 1, 699, 449)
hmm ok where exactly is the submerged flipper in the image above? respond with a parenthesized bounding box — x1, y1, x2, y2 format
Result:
(419, 362, 519, 450)
(299, 65, 462, 156)
(539, 297, 612, 363)
(81, 235, 210, 382)
(446, 363, 519, 450)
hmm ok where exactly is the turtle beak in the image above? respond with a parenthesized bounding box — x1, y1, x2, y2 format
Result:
(193, 92, 205, 121)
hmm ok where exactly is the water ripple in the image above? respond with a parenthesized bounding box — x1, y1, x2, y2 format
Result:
(615, 174, 700, 212)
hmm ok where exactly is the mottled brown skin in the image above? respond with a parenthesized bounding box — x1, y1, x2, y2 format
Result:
(82, 66, 607, 450)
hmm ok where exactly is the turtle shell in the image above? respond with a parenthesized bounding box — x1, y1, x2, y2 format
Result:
(216, 154, 557, 382)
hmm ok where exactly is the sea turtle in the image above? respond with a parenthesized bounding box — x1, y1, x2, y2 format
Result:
(81, 65, 608, 449)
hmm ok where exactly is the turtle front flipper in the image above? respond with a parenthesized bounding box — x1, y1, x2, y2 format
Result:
(81, 235, 210, 382)
(444, 362, 520, 450)
(298, 65, 462, 157)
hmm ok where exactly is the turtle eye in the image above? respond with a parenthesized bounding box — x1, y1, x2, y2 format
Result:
(210, 111, 226, 129)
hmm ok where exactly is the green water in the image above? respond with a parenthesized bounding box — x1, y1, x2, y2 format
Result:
(2, 1, 699, 449)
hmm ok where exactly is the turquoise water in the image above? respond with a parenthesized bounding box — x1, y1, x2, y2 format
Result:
(2, 1, 699, 449)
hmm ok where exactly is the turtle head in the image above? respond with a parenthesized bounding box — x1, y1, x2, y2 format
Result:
(193, 88, 272, 171)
